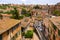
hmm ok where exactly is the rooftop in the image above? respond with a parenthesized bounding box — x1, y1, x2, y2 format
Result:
(43, 18, 50, 28)
(1, 14, 12, 17)
(50, 16, 60, 30)
(21, 17, 31, 28)
(56, 2, 60, 5)
(0, 18, 20, 34)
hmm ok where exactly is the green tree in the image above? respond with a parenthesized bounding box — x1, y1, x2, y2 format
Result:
(0, 4, 8, 9)
(53, 10, 60, 16)
(11, 7, 20, 19)
(33, 5, 40, 9)
(21, 8, 31, 17)
(21, 8, 27, 14)
(3, 11, 11, 14)
(19, 16, 24, 19)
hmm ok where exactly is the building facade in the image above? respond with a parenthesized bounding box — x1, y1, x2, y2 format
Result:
(0, 18, 21, 40)
(43, 17, 60, 40)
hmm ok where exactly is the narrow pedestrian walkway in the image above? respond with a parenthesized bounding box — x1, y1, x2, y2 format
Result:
(33, 33, 40, 40)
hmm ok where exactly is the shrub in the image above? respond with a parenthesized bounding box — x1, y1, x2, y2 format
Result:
(24, 13, 31, 17)
(24, 30, 33, 38)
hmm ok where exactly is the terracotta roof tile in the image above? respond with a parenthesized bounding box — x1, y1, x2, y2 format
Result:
(0, 18, 20, 34)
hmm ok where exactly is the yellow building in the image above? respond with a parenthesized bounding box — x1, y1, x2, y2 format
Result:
(0, 18, 21, 40)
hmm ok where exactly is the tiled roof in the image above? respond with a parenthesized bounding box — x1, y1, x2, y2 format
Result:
(21, 18, 31, 28)
(0, 18, 20, 34)
(43, 18, 50, 28)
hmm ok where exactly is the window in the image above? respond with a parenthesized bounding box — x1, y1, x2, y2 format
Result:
(58, 30, 60, 36)
(11, 28, 13, 33)
(0, 35, 2, 40)
(52, 23, 57, 30)
(48, 28, 49, 32)
(51, 30, 52, 34)
(12, 24, 19, 31)
(15, 33, 18, 38)
(10, 36, 15, 40)
(7, 30, 9, 35)
(53, 34, 55, 40)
